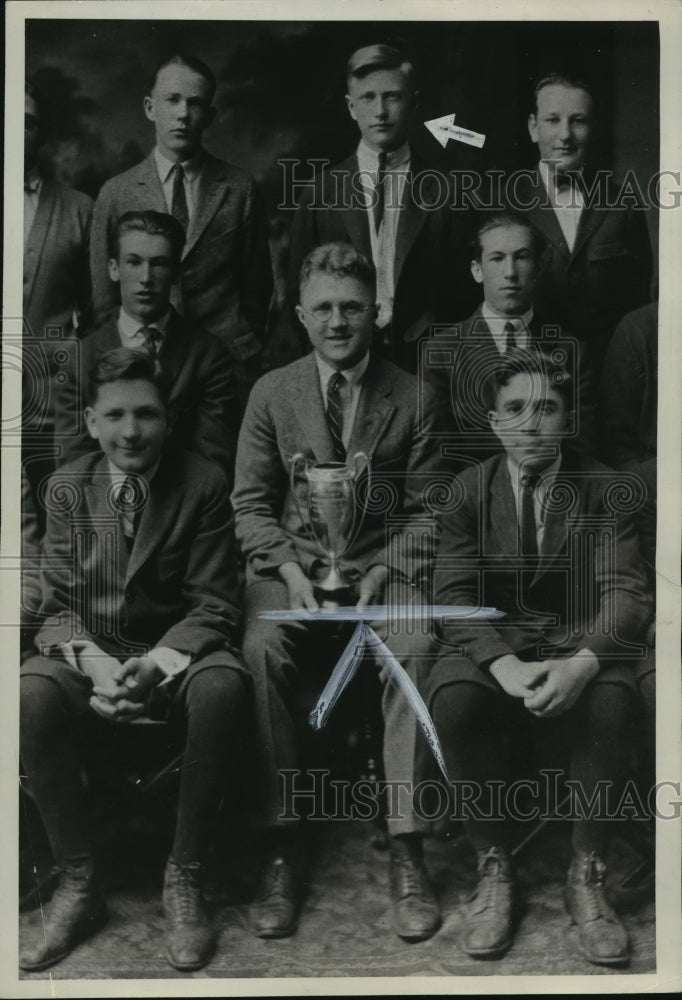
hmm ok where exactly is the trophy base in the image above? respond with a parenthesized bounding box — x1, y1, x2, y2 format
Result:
(313, 583, 357, 610)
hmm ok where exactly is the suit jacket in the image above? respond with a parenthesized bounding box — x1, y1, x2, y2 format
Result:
(507, 169, 653, 369)
(90, 151, 273, 379)
(434, 452, 652, 669)
(422, 305, 597, 466)
(54, 307, 238, 482)
(23, 179, 93, 431)
(36, 450, 240, 659)
(282, 153, 479, 373)
(232, 352, 443, 587)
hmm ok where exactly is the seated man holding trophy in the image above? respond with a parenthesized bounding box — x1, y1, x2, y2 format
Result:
(232, 242, 444, 942)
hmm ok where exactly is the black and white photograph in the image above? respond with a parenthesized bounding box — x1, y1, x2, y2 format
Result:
(3, 0, 681, 993)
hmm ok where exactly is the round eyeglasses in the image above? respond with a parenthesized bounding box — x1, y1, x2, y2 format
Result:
(301, 303, 374, 323)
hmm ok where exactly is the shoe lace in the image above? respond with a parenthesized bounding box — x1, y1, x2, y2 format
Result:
(394, 850, 432, 902)
(257, 858, 291, 902)
(167, 863, 203, 923)
(474, 848, 509, 913)
(578, 852, 609, 923)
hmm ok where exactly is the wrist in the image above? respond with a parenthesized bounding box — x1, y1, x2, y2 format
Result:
(278, 561, 305, 584)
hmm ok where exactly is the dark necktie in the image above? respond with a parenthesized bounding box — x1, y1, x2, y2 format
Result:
(519, 473, 541, 557)
(114, 475, 144, 550)
(171, 163, 189, 235)
(326, 372, 346, 462)
(373, 152, 388, 233)
(503, 320, 517, 354)
(138, 326, 162, 358)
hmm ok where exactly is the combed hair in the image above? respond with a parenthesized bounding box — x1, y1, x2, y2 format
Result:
(299, 242, 376, 297)
(149, 53, 217, 102)
(533, 72, 595, 113)
(470, 212, 546, 262)
(111, 210, 186, 263)
(87, 348, 170, 407)
(346, 43, 416, 91)
(486, 346, 574, 411)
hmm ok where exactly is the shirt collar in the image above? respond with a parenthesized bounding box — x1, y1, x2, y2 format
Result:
(118, 306, 170, 340)
(357, 139, 411, 171)
(154, 146, 204, 184)
(507, 453, 562, 495)
(108, 458, 159, 488)
(24, 166, 41, 193)
(481, 302, 534, 330)
(315, 350, 370, 391)
(538, 159, 585, 194)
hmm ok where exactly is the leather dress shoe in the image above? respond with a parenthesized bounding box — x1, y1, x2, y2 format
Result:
(565, 852, 629, 966)
(163, 858, 215, 971)
(19, 864, 108, 971)
(389, 835, 441, 941)
(461, 846, 517, 958)
(250, 855, 299, 938)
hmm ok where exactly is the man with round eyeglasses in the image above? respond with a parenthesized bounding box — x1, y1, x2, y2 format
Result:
(232, 242, 445, 944)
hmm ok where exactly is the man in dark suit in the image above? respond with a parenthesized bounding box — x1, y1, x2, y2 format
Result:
(507, 73, 652, 374)
(233, 243, 443, 942)
(56, 210, 238, 483)
(90, 53, 273, 407)
(20, 349, 247, 973)
(422, 211, 596, 467)
(427, 349, 653, 966)
(283, 43, 477, 373)
(23, 81, 93, 506)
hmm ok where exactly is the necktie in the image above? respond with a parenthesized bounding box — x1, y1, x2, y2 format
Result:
(171, 162, 189, 234)
(503, 321, 517, 354)
(519, 473, 541, 557)
(373, 152, 388, 233)
(326, 372, 346, 462)
(138, 326, 162, 358)
(114, 475, 144, 548)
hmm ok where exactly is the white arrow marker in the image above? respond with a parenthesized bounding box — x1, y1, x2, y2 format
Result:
(424, 113, 486, 149)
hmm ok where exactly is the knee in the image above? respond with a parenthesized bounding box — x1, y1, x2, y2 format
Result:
(638, 670, 655, 723)
(20, 674, 64, 741)
(185, 666, 246, 719)
(432, 681, 492, 739)
(582, 683, 635, 742)
(243, 620, 297, 692)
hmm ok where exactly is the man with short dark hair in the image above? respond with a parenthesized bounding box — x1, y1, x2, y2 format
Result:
(506, 73, 653, 373)
(427, 348, 653, 966)
(56, 210, 238, 482)
(20, 348, 247, 973)
(233, 242, 444, 942)
(282, 43, 478, 373)
(90, 53, 273, 406)
(423, 211, 596, 466)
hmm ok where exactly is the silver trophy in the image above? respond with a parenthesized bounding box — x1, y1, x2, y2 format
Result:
(290, 452, 371, 607)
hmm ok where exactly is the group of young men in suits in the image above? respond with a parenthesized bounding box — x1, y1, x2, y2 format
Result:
(20, 42, 656, 974)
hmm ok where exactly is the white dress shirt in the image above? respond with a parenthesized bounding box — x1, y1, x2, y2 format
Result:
(117, 306, 170, 351)
(539, 160, 584, 252)
(356, 141, 410, 329)
(154, 147, 203, 223)
(507, 454, 562, 552)
(481, 302, 533, 353)
(316, 351, 370, 450)
(24, 167, 42, 248)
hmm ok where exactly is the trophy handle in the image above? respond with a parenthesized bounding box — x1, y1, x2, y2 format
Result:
(346, 451, 372, 551)
(289, 452, 318, 548)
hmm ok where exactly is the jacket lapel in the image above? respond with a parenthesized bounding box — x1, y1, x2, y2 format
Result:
(126, 454, 184, 583)
(183, 154, 228, 259)
(533, 459, 575, 582)
(571, 203, 607, 260)
(291, 354, 337, 463)
(132, 154, 168, 213)
(393, 156, 429, 290)
(346, 358, 396, 459)
(24, 179, 57, 308)
(157, 307, 187, 388)
(521, 169, 571, 259)
(337, 155, 373, 261)
(490, 459, 520, 556)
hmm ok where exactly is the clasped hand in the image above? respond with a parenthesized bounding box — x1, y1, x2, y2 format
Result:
(89, 656, 163, 722)
(490, 652, 599, 718)
(280, 561, 388, 612)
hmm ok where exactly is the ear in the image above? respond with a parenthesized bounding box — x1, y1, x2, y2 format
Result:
(471, 260, 484, 285)
(528, 113, 539, 144)
(295, 304, 307, 329)
(345, 93, 358, 123)
(108, 258, 120, 283)
(143, 95, 155, 123)
(84, 406, 99, 441)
